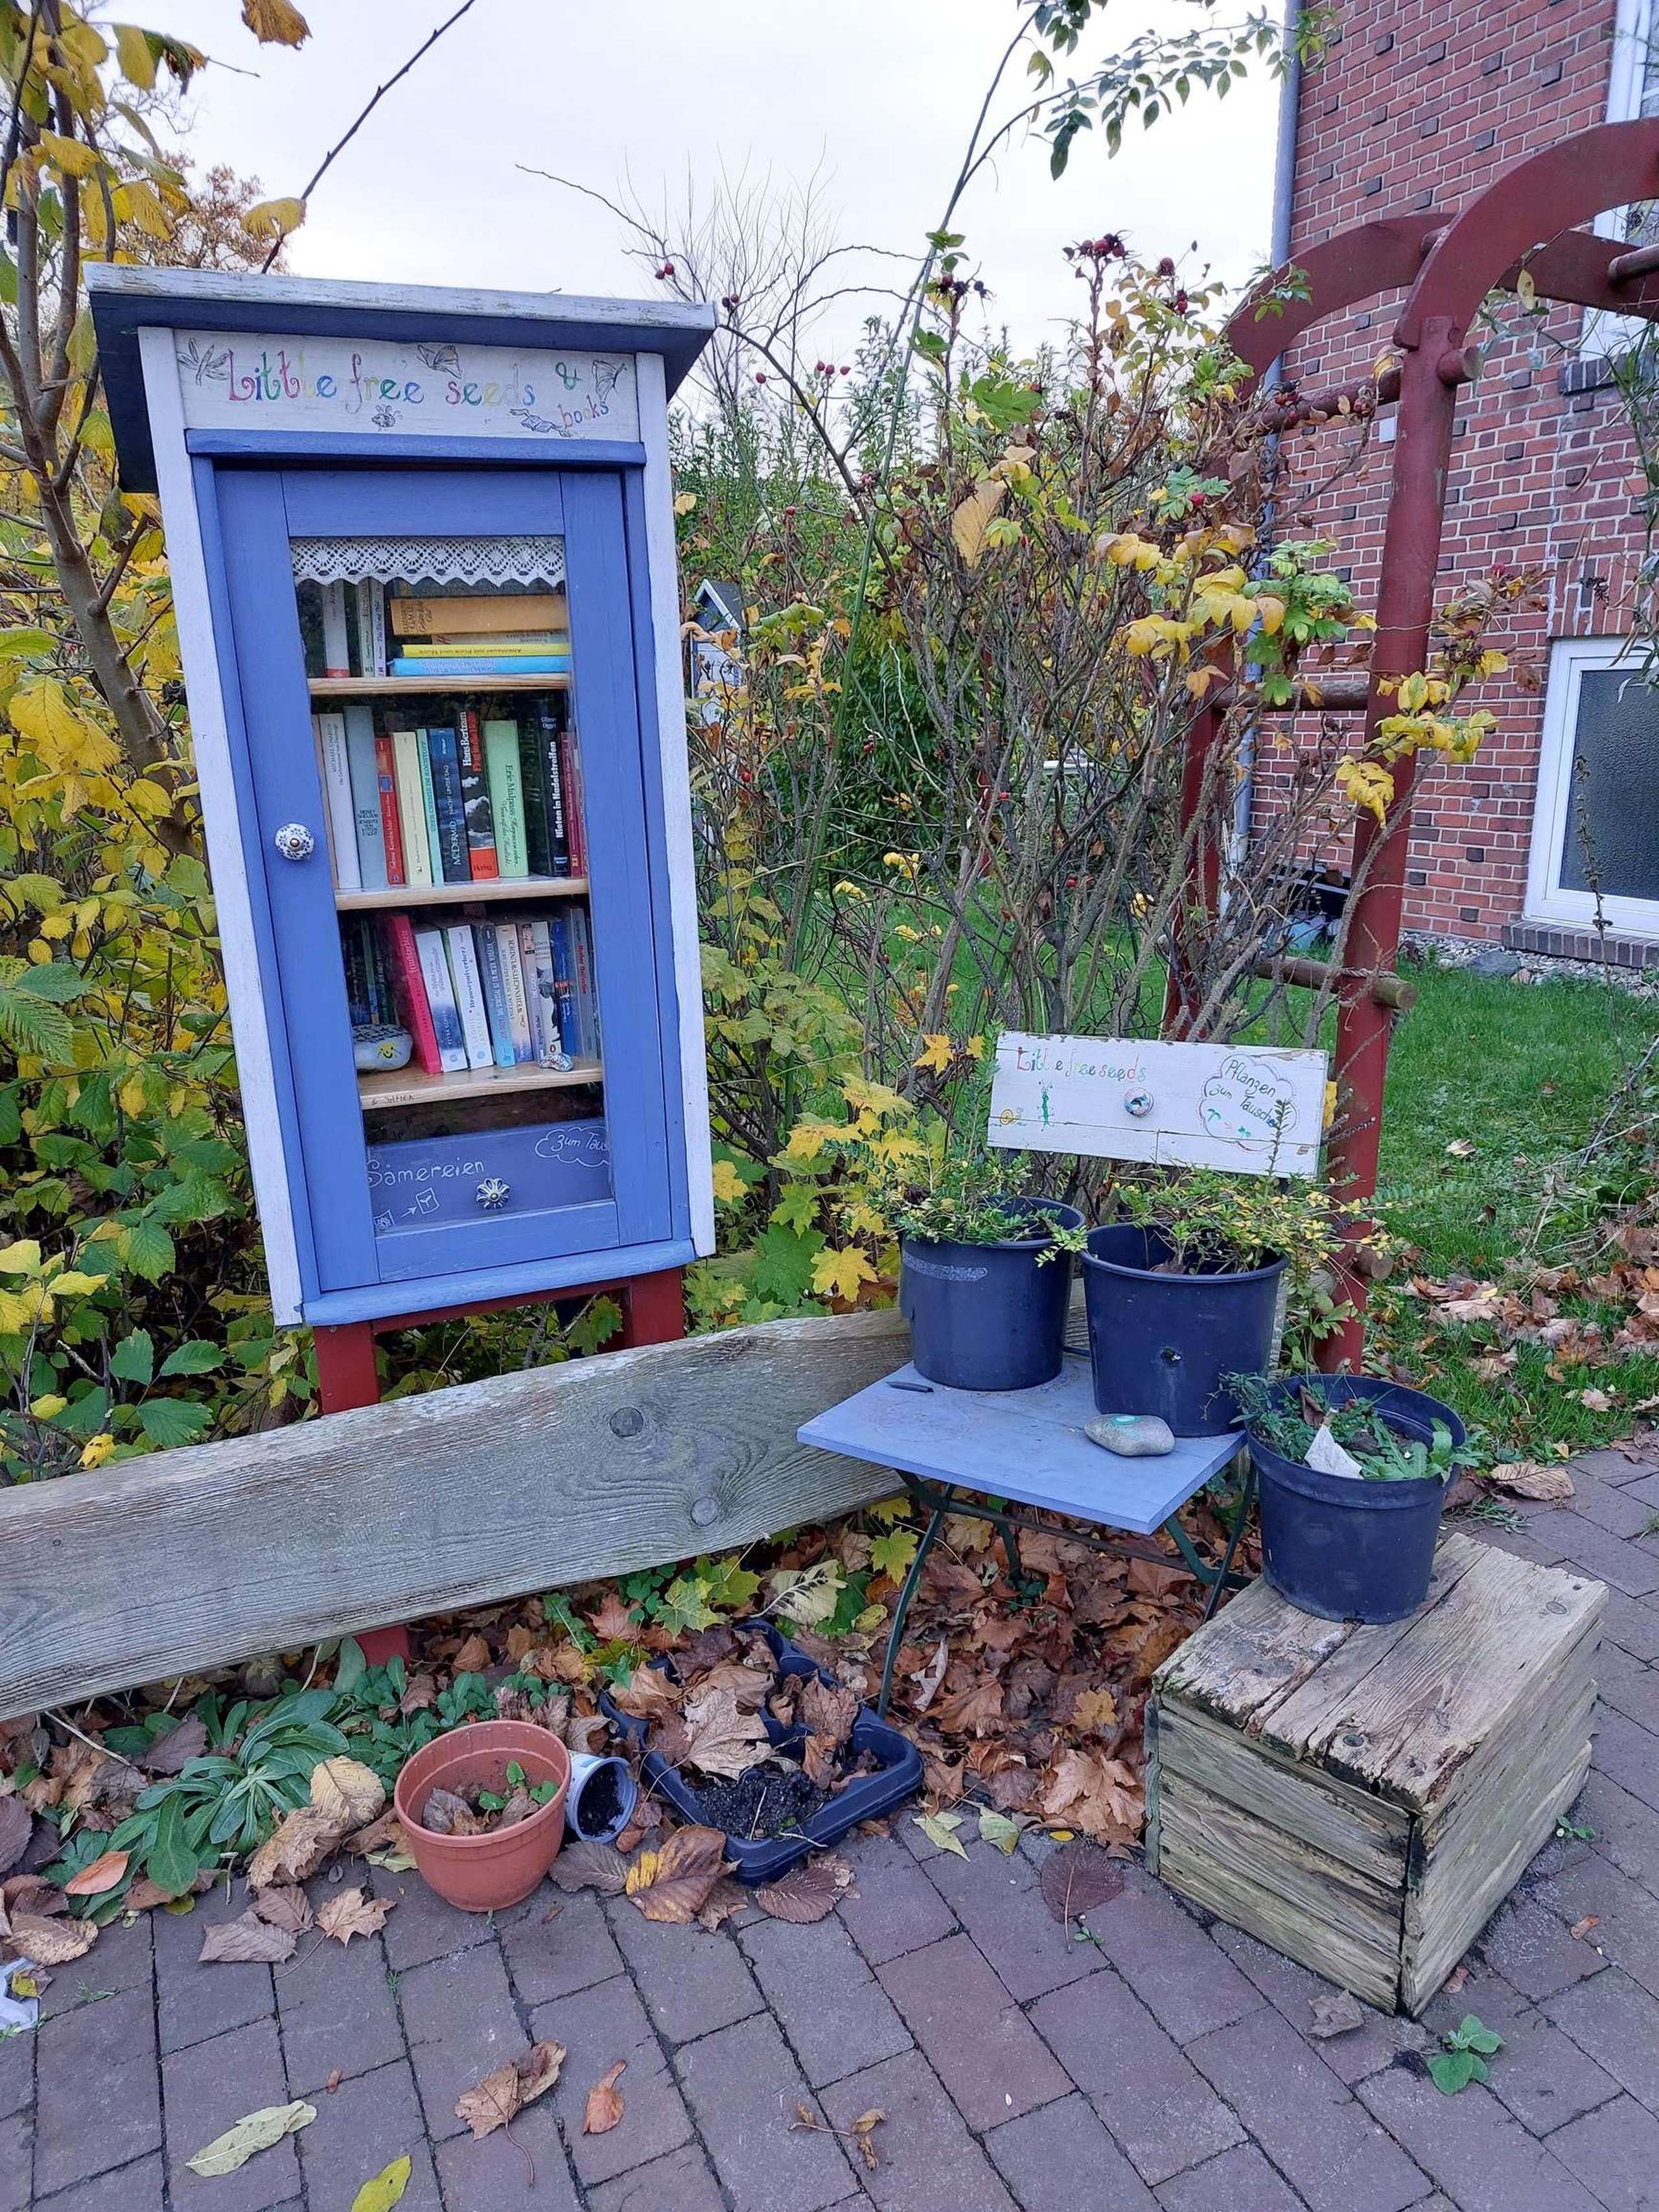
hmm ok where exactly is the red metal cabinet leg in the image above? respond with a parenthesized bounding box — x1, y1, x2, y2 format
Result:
(312, 1321, 381, 1413)
(621, 1268, 686, 1347)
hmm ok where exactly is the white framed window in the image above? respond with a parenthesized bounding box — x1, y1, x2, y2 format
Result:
(1583, 0, 1659, 358)
(1526, 636, 1659, 933)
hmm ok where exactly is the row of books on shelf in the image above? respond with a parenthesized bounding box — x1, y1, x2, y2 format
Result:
(343, 907, 601, 1079)
(316, 702, 586, 893)
(301, 584, 572, 680)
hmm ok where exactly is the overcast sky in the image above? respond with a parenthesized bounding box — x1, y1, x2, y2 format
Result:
(126, 0, 1284, 357)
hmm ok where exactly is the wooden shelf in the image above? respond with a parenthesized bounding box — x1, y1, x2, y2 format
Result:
(309, 674, 571, 697)
(358, 1058, 603, 1113)
(336, 876, 588, 913)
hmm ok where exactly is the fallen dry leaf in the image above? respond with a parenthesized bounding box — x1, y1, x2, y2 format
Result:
(695, 1878, 748, 1933)
(310, 1758, 386, 1830)
(251, 1885, 314, 1936)
(419, 1786, 489, 1837)
(1570, 1914, 1601, 1941)
(796, 1675, 858, 1748)
(316, 1887, 394, 1946)
(609, 1667, 681, 1725)
(0, 1798, 30, 1878)
(325, 2069, 342, 2094)
(754, 1857, 846, 1924)
(349, 2153, 411, 2212)
(198, 1910, 298, 1966)
(625, 1825, 728, 1924)
(848, 2108, 885, 2173)
(64, 1848, 129, 1898)
(187, 2101, 315, 2176)
(248, 1806, 347, 1889)
(677, 1684, 771, 1780)
(140, 1717, 208, 1776)
(1041, 1750, 1142, 1843)
(549, 1841, 631, 1896)
(2, 1911, 97, 1966)
(1487, 1461, 1576, 1502)
(454, 2041, 566, 2139)
(1442, 1962, 1469, 1998)
(451, 1634, 493, 1674)
(586, 1591, 638, 1642)
(583, 2060, 626, 2136)
(1579, 1388, 1614, 1414)
(1308, 1988, 1367, 2038)
(1039, 1839, 1126, 1926)
(909, 1639, 950, 1713)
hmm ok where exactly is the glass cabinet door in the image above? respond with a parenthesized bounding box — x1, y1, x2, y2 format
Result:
(209, 465, 675, 1298)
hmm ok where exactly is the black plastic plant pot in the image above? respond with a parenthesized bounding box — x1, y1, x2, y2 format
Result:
(1249, 1375, 1465, 1625)
(899, 1198, 1084, 1393)
(599, 1621, 923, 1883)
(1080, 1224, 1286, 1434)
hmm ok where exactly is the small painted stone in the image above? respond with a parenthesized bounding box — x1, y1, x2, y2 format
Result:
(1085, 1413, 1175, 1456)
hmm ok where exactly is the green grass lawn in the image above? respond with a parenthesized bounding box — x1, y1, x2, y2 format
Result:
(1371, 960, 1659, 1460)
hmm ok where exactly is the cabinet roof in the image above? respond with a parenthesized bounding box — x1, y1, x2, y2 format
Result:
(87, 264, 717, 489)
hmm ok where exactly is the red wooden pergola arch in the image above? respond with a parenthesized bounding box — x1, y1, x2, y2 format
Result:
(1181, 119, 1659, 1369)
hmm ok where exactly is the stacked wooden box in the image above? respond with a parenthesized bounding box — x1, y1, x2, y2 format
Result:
(1146, 1532, 1604, 2015)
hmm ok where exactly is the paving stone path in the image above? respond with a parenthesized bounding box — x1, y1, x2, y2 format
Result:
(8, 1444, 1659, 2212)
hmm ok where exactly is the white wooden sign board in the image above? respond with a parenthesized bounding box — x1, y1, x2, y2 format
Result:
(987, 1032, 1328, 1178)
(173, 329, 638, 443)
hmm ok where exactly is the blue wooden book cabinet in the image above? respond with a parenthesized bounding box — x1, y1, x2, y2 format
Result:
(91, 268, 718, 1404)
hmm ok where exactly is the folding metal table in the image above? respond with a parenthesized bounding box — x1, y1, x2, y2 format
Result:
(797, 1353, 1253, 1716)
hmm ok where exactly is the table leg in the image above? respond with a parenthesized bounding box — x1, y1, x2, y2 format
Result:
(877, 1491, 950, 1720)
(1200, 1458, 1256, 1623)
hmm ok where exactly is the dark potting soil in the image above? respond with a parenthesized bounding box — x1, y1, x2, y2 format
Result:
(571, 1758, 627, 1840)
(697, 1760, 830, 1839)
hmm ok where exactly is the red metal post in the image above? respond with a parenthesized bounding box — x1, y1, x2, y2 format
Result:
(620, 1268, 687, 1347)
(1318, 323, 1465, 1369)
(311, 1321, 381, 1414)
(1162, 695, 1225, 1038)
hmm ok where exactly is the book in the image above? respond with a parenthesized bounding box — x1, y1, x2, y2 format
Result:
(518, 721, 552, 877)
(443, 924, 494, 1071)
(382, 913, 443, 1075)
(351, 580, 387, 679)
(388, 653, 571, 679)
(390, 729, 434, 887)
(424, 725, 471, 884)
(548, 911, 582, 1059)
(518, 918, 563, 1062)
(494, 922, 535, 1062)
(367, 918, 395, 1024)
(342, 920, 370, 1027)
(535, 704, 572, 876)
(482, 718, 529, 877)
(415, 732, 445, 889)
(320, 580, 350, 677)
(373, 732, 406, 885)
(413, 927, 469, 1074)
(314, 711, 360, 892)
(559, 723, 586, 874)
(456, 710, 499, 880)
(397, 635, 570, 658)
(570, 905, 599, 1057)
(344, 706, 388, 891)
(474, 923, 518, 1069)
(388, 590, 567, 637)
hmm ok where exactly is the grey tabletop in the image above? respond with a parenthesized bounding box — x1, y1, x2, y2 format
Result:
(796, 1353, 1244, 1537)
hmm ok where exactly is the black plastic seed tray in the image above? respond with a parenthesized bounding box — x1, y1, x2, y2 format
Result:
(600, 1618, 922, 1882)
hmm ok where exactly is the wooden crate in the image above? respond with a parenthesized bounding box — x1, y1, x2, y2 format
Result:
(1146, 1533, 1604, 2015)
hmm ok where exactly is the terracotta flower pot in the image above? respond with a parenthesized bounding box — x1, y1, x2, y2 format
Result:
(393, 1720, 571, 1912)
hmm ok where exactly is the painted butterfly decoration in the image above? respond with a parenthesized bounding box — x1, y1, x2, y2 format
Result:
(176, 338, 231, 384)
(591, 361, 625, 402)
(416, 342, 461, 375)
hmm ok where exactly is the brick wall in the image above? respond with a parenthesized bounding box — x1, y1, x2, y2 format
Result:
(1271, 0, 1646, 943)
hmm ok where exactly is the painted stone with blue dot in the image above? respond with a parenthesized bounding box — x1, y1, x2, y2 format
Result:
(1085, 1412, 1175, 1456)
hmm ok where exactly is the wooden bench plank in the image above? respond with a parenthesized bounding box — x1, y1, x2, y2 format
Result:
(0, 1309, 907, 1719)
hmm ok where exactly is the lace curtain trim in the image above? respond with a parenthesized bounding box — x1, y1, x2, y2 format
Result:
(289, 535, 566, 588)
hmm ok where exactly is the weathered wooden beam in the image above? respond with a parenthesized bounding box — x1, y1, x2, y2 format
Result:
(0, 1309, 909, 1721)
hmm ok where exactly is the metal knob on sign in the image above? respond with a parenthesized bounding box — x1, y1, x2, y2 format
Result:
(474, 1178, 511, 1210)
(272, 821, 316, 862)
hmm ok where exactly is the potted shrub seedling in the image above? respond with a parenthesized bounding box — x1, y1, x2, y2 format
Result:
(1061, 1170, 1346, 1435)
(1231, 1372, 1476, 1623)
(393, 1719, 571, 1911)
(888, 1150, 1082, 1391)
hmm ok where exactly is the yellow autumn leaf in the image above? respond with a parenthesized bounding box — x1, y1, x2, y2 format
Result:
(113, 22, 157, 86)
(34, 132, 105, 180)
(0, 1240, 43, 1275)
(783, 1119, 842, 1163)
(49, 1272, 110, 1296)
(241, 196, 308, 242)
(951, 480, 1007, 569)
(812, 1246, 877, 1304)
(79, 1434, 118, 1469)
(112, 181, 172, 242)
(673, 491, 697, 515)
(350, 2156, 412, 2212)
(242, 0, 312, 43)
(913, 1033, 954, 1074)
(710, 1159, 747, 1205)
(29, 1393, 67, 1419)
